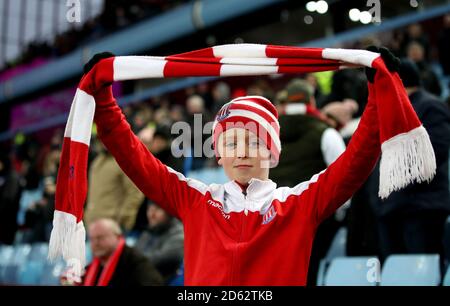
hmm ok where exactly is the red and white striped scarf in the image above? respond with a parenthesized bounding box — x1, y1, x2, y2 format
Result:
(48, 43, 436, 276)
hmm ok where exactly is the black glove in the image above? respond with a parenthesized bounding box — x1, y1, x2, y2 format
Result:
(83, 51, 115, 75)
(365, 46, 400, 83)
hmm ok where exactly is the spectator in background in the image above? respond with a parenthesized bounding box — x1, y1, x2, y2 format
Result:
(135, 201, 184, 283)
(438, 14, 450, 76)
(0, 151, 21, 245)
(406, 41, 442, 96)
(16, 159, 42, 233)
(185, 95, 211, 171)
(304, 73, 327, 107)
(169, 104, 186, 123)
(196, 82, 214, 112)
(22, 175, 55, 243)
(75, 218, 163, 286)
(247, 79, 275, 102)
(400, 23, 430, 58)
(321, 69, 368, 118)
(212, 82, 231, 115)
(321, 98, 359, 133)
(371, 59, 450, 262)
(133, 125, 185, 231)
(84, 139, 144, 232)
(269, 78, 347, 286)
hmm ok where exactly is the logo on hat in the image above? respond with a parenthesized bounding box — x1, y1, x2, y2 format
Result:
(216, 103, 231, 122)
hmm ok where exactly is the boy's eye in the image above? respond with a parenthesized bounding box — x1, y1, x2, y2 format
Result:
(225, 142, 236, 148)
(249, 140, 259, 148)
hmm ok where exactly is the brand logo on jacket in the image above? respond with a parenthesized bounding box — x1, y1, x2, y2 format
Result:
(262, 205, 277, 225)
(207, 199, 230, 220)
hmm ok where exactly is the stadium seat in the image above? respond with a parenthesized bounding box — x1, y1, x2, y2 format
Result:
(39, 259, 66, 286)
(2, 264, 21, 285)
(29, 242, 49, 261)
(12, 244, 32, 265)
(443, 266, 450, 286)
(380, 254, 441, 286)
(18, 261, 45, 285)
(316, 227, 347, 285)
(444, 215, 450, 264)
(168, 262, 184, 286)
(0, 245, 15, 265)
(0, 245, 15, 284)
(0, 244, 32, 285)
(324, 256, 380, 286)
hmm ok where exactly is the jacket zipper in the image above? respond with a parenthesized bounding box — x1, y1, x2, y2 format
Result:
(232, 190, 248, 285)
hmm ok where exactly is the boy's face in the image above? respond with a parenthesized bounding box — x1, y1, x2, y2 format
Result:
(217, 128, 271, 185)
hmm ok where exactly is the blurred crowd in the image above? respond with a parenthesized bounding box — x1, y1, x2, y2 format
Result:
(1, 18, 450, 285)
(1, 0, 188, 73)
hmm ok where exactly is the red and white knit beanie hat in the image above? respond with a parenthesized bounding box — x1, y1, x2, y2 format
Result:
(212, 96, 281, 167)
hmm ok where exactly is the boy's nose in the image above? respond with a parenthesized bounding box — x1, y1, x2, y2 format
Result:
(236, 143, 249, 158)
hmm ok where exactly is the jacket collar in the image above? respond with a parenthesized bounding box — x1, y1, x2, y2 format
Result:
(224, 178, 277, 202)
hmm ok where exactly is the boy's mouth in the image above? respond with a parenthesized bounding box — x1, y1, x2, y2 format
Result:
(234, 165, 253, 169)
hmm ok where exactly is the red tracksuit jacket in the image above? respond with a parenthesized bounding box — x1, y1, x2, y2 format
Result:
(93, 84, 381, 286)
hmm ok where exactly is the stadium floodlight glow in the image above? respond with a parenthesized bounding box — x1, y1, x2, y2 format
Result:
(316, 1, 328, 14)
(349, 8, 360, 22)
(306, 1, 317, 12)
(359, 11, 372, 24)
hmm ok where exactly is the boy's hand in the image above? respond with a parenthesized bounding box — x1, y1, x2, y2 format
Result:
(80, 52, 115, 100)
(83, 52, 115, 75)
(365, 46, 400, 83)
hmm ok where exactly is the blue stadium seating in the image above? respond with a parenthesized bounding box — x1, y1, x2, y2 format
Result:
(0, 245, 15, 265)
(316, 227, 347, 285)
(2, 264, 21, 284)
(39, 259, 66, 286)
(381, 254, 441, 286)
(443, 266, 450, 286)
(324, 256, 380, 286)
(444, 215, 450, 265)
(85, 241, 93, 264)
(0, 244, 32, 285)
(18, 261, 45, 285)
(0, 245, 15, 284)
(12, 244, 32, 264)
(29, 242, 49, 261)
(168, 262, 184, 286)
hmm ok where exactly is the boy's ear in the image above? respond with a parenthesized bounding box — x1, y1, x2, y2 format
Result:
(217, 157, 223, 166)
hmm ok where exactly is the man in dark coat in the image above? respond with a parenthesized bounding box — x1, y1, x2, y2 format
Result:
(135, 201, 184, 283)
(80, 218, 163, 286)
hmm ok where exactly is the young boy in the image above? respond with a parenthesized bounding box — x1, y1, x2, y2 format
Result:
(87, 53, 384, 286)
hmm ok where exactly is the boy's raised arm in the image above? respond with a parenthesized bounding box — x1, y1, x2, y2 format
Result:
(296, 82, 381, 226)
(91, 84, 206, 221)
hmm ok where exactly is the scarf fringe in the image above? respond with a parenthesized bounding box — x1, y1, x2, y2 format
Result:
(379, 125, 436, 199)
(48, 211, 86, 278)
